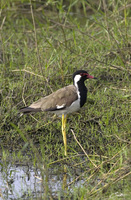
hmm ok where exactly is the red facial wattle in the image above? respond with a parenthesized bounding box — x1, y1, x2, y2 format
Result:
(80, 72, 97, 79)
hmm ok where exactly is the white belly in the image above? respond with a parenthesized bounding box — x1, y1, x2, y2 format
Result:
(51, 98, 80, 117)
(66, 98, 80, 114)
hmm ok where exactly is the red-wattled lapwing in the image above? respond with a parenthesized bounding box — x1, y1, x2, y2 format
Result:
(20, 70, 96, 156)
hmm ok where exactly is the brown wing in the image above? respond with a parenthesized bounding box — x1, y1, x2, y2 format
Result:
(29, 85, 78, 112)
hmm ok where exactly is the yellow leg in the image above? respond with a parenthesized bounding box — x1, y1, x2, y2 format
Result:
(62, 114, 67, 156)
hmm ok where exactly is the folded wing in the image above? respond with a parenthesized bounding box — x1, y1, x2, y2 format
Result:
(20, 85, 78, 114)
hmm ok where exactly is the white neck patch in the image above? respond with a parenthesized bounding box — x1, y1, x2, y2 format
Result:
(74, 74, 81, 88)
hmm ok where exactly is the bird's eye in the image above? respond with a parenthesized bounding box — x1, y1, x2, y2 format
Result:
(80, 73, 88, 76)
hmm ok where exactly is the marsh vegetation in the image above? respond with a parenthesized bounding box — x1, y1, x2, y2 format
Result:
(0, 0, 131, 199)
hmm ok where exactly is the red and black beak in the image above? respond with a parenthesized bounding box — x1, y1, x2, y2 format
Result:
(87, 74, 97, 79)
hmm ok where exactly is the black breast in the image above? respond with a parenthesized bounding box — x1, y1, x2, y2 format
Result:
(80, 88, 87, 107)
(77, 81, 87, 107)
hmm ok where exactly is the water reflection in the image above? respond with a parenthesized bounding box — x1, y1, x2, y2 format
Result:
(0, 163, 85, 199)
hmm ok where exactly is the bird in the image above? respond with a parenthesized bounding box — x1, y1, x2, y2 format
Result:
(20, 70, 97, 156)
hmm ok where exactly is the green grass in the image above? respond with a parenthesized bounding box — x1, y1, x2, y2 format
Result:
(0, 0, 131, 199)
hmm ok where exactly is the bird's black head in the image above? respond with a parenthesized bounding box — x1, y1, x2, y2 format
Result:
(73, 70, 96, 85)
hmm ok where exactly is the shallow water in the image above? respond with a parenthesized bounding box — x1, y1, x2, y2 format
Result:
(0, 164, 42, 199)
(0, 162, 85, 199)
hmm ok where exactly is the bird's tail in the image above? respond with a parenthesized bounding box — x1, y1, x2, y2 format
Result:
(19, 106, 41, 114)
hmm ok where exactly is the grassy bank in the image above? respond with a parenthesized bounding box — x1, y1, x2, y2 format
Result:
(0, 0, 131, 199)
